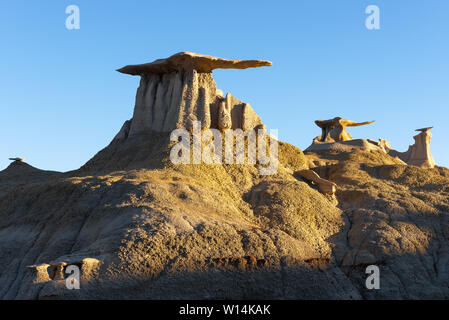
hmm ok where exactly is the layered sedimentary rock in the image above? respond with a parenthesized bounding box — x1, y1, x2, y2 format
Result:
(305, 138, 392, 154)
(389, 127, 435, 168)
(114, 52, 270, 139)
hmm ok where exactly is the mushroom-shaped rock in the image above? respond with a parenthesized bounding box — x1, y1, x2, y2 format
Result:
(9, 157, 25, 162)
(389, 127, 435, 168)
(113, 52, 269, 136)
(295, 169, 337, 195)
(314, 117, 375, 143)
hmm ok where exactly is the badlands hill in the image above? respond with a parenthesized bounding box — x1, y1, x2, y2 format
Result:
(0, 52, 448, 300)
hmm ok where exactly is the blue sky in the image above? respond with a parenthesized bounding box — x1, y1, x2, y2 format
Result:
(1, 0, 448, 171)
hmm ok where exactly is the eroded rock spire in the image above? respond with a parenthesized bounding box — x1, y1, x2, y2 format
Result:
(114, 52, 272, 140)
(389, 127, 436, 168)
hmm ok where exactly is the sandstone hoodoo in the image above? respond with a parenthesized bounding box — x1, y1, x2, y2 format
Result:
(82, 52, 273, 172)
(294, 169, 337, 195)
(115, 52, 271, 138)
(314, 117, 375, 143)
(305, 117, 389, 154)
(389, 127, 436, 169)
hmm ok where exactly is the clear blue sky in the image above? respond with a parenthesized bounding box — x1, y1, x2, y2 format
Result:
(1, 0, 448, 171)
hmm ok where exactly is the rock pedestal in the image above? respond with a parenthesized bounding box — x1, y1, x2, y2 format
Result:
(114, 52, 271, 140)
(389, 127, 435, 168)
(313, 117, 375, 143)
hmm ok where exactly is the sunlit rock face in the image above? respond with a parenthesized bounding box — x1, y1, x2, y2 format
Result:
(305, 118, 436, 169)
(305, 117, 385, 154)
(313, 117, 375, 143)
(389, 127, 436, 169)
(114, 52, 271, 140)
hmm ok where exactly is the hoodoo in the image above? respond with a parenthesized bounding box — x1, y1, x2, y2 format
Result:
(389, 127, 436, 168)
(114, 52, 272, 139)
(314, 117, 375, 143)
(80, 52, 273, 172)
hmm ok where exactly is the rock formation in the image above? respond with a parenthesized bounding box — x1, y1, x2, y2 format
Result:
(1, 53, 448, 300)
(295, 169, 337, 195)
(389, 127, 436, 169)
(114, 52, 270, 139)
(313, 117, 375, 143)
(305, 117, 380, 153)
(9, 157, 24, 162)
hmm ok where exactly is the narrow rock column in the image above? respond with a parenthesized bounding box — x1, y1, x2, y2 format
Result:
(141, 74, 158, 132)
(295, 169, 337, 195)
(408, 129, 435, 168)
(27, 264, 52, 283)
(128, 77, 148, 136)
(218, 100, 232, 130)
(163, 72, 184, 131)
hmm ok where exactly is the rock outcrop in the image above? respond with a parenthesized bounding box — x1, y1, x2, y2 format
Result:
(313, 117, 375, 143)
(305, 118, 437, 169)
(115, 52, 269, 138)
(295, 169, 337, 195)
(116, 51, 272, 74)
(305, 117, 379, 153)
(305, 138, 393, 154)
(0, 161, 61, 197)
(81, 52, 271, 173)
(1, 53, 448, 300)
(389, 127, 435, 169)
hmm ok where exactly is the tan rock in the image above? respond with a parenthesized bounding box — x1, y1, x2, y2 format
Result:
(50, 262, 68, 280)
(116, 52, 266, 136)
(305, 138, 389, 154)
(80, 258, 101, 281)
(116, 51, 272, 75)
(389, 127, 435, 168)
(295, 169, 337, 195)
(9, 157, 25, 162)
(314, 117, 375, 142)
(218, 100, 232, 130)
(26, 264, 51, 283)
